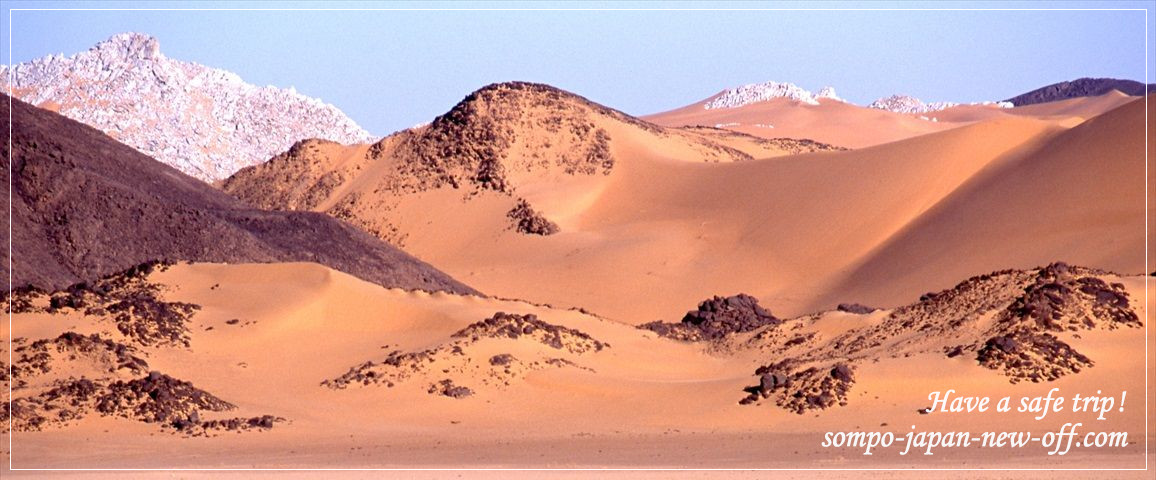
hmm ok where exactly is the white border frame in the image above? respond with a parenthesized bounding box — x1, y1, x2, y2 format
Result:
(4, 0, 1151, 474)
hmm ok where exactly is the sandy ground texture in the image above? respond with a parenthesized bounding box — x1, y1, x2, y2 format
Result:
(2, 262, 1151, 476)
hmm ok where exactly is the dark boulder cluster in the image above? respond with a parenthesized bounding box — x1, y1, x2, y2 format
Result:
(836, 303, 877, 314)
(173, 413, 283, 435)
(976, 333, 1092, 384)
(3, 370, 282, 435)
(974, 262, 1140, 383)
(641, 294, 779, 341)
(95, 371, 235, 424)
(507, 199, 560, 236)
(428, 379, 473, 399)
(38, 261, 200, 347)
(740, 361, 855, 413)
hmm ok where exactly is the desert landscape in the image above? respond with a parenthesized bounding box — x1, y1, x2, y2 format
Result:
(1, 9, 1153, 478)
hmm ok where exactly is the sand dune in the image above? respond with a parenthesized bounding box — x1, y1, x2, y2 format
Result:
(2, 261, 1150, 470)
(226, 84, 1145, 322)
(643, 96, 957, 148)
(818, 94, 1148, 311)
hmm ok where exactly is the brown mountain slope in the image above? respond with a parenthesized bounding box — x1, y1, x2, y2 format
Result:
(0, 94, 476, 295)
(223, 84, 1142, 323)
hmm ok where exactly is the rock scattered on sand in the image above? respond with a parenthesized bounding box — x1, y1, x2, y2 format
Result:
(323, 312, 607, 392)
(9, 332, 149, 389)
(3, 370, 282, 435)
(40, 261, 200, 347)
(452, 312, 608, 354)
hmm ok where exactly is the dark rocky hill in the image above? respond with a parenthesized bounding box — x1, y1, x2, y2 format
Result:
(0, 94, 478, 295)
(1003, 77, 1154, 106)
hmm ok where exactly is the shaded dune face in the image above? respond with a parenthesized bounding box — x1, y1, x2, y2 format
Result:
(1, 93, 476, 296)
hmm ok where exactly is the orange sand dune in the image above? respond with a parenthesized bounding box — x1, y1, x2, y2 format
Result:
(818, 95, 1148, 311)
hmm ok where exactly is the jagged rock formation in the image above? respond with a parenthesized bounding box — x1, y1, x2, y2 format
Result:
(1, 32, 375, 181)
(1002, 77, 1155, 106)
(1, 93, 477, 296)
(703, 81, 841, 109)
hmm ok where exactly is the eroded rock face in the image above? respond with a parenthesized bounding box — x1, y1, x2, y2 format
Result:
(1, 32, 375, 181)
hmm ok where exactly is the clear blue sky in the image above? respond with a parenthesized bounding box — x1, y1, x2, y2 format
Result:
(3, 1, 1153, 136)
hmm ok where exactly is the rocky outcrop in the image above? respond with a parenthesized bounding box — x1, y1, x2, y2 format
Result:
(641, 294, 779, 341)
(1, 32, 375, 181)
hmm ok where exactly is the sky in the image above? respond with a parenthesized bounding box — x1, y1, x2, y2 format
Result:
(3, 1, 1153, 136)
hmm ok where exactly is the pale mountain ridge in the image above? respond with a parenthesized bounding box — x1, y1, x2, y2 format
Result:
(701, 80, 1014, 114)
(1, 32, 377, 182)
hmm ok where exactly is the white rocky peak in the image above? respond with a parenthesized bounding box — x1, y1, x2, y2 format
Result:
(868, 94, 1013, 114)
(816, 86, 843, 102)
(703, 81, 835, 109)
(1, 32, 377, 182)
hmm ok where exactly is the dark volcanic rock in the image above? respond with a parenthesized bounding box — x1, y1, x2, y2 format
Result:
(742, 361, 855, 413)
(836, 303, 877, 314)
(642, 293, 779, 341)
(0, 93, 477, 295)
(1003, 77, 1154, 106)
(507, 199, 560, 235)
(428, 379, 473, 399)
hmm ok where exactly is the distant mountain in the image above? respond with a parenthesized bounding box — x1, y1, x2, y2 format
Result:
(0, 32, 376, 182)
(701, 81, 843, 109)
(1, 93, 477, 296)
(1002, 77, 1155, 106)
